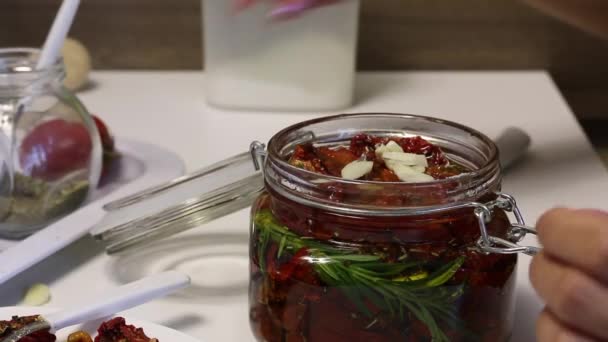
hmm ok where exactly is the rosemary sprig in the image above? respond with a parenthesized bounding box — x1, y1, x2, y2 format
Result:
(254, 210, 467, 342)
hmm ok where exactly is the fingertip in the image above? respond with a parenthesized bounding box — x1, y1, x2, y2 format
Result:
(536, 309, 557, 342)
(536, 207, 571, 237)
(535, 207, 608, 286)
(537, 309, 596, 342)
(574, 208, 608, 219)
(528, 252, 541, 289)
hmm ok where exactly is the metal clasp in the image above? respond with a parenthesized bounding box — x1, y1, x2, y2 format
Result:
(250, 141, 267, 172)
(474, 193, 541, 256)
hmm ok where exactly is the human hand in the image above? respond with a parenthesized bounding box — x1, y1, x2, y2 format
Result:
(530, 208, 608, 341)
(233, 0, 341, 19)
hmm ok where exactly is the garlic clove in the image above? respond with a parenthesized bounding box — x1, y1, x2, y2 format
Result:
(375, 140, 404, 158)
(390, 164, 434, 183)
(386, 140, 403, 151)
(21, 283, 51, 306)
(384, 159, 401, 171)
(412, 165, 427, 173)
(62, 38, 92, 92)
(341, 160, 374, 180)
(383, 152, 428, 167)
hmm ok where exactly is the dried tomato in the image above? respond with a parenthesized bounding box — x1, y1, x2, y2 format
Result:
(20, 119, 92, 181)
(94, 317, 156, 342)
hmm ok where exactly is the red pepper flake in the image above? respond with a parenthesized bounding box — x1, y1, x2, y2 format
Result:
(94, 317, 156, 342)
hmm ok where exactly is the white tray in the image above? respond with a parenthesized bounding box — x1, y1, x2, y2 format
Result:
(0, 138, 185, 282)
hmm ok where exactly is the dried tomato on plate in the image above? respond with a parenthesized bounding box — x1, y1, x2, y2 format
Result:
(95, 317, 157, 342)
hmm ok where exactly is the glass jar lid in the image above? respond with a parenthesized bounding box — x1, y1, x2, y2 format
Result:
(91, 148, 265, 253)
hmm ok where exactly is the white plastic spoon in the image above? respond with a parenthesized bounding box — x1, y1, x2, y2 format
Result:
(37, 0, 81, 70)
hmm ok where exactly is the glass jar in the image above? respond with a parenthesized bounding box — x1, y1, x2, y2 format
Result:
(92, 114, 538, 341)
(249, 115, 530, 342)
(0, 48, 102, 238)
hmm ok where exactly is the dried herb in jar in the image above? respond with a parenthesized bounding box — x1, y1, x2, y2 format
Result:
(0, 172, 89, 236)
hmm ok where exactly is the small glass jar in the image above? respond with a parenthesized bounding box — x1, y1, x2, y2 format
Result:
(0, 48, 102, 238)
(92, 114, 538, 341)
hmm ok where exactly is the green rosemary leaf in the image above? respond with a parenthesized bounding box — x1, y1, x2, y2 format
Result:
(354, 260, 420, 275)
(425, 256, 465, 287)
(376, 288, 398, 316)
(316, 267, 334, 284)
(277, 235, 287, 258)
(355, 275, 399, 316)
(358, 286, 388, 313)
(257, 229, 270, 274)
(427, 302, 460, 325)
(437, 284, 465, 303)
(395, 297, 448, 342)
(333, 263, 356, 284)
(316, 262, 340, 281)
(418, 306, 449, 342)
(328, 254, 381, 262)
(398, 300, 437, 336)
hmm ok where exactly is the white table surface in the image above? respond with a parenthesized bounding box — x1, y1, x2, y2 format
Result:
(1, 71, 607, 342)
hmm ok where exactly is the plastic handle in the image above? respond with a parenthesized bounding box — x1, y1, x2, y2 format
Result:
(45, 271, 190, 332)
(37, 0, 81, 69)
(494, 127, 531, 169)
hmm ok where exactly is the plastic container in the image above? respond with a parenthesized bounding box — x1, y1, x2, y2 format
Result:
(0, 48, 102, 238)
(203, 0, 360, 111)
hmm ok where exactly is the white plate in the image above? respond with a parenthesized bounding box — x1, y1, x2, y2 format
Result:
(0, 139, 186, 284)
(88, 138, 186, 203)
(0, 306, 201, 342)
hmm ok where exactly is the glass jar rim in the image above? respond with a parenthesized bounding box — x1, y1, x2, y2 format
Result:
(264, 113, 502, 215)
(0, 47, 64, 81)
(267, 112, 499, 186)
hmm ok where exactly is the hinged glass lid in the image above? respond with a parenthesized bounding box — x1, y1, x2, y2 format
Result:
(91, 144, 266, 253)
